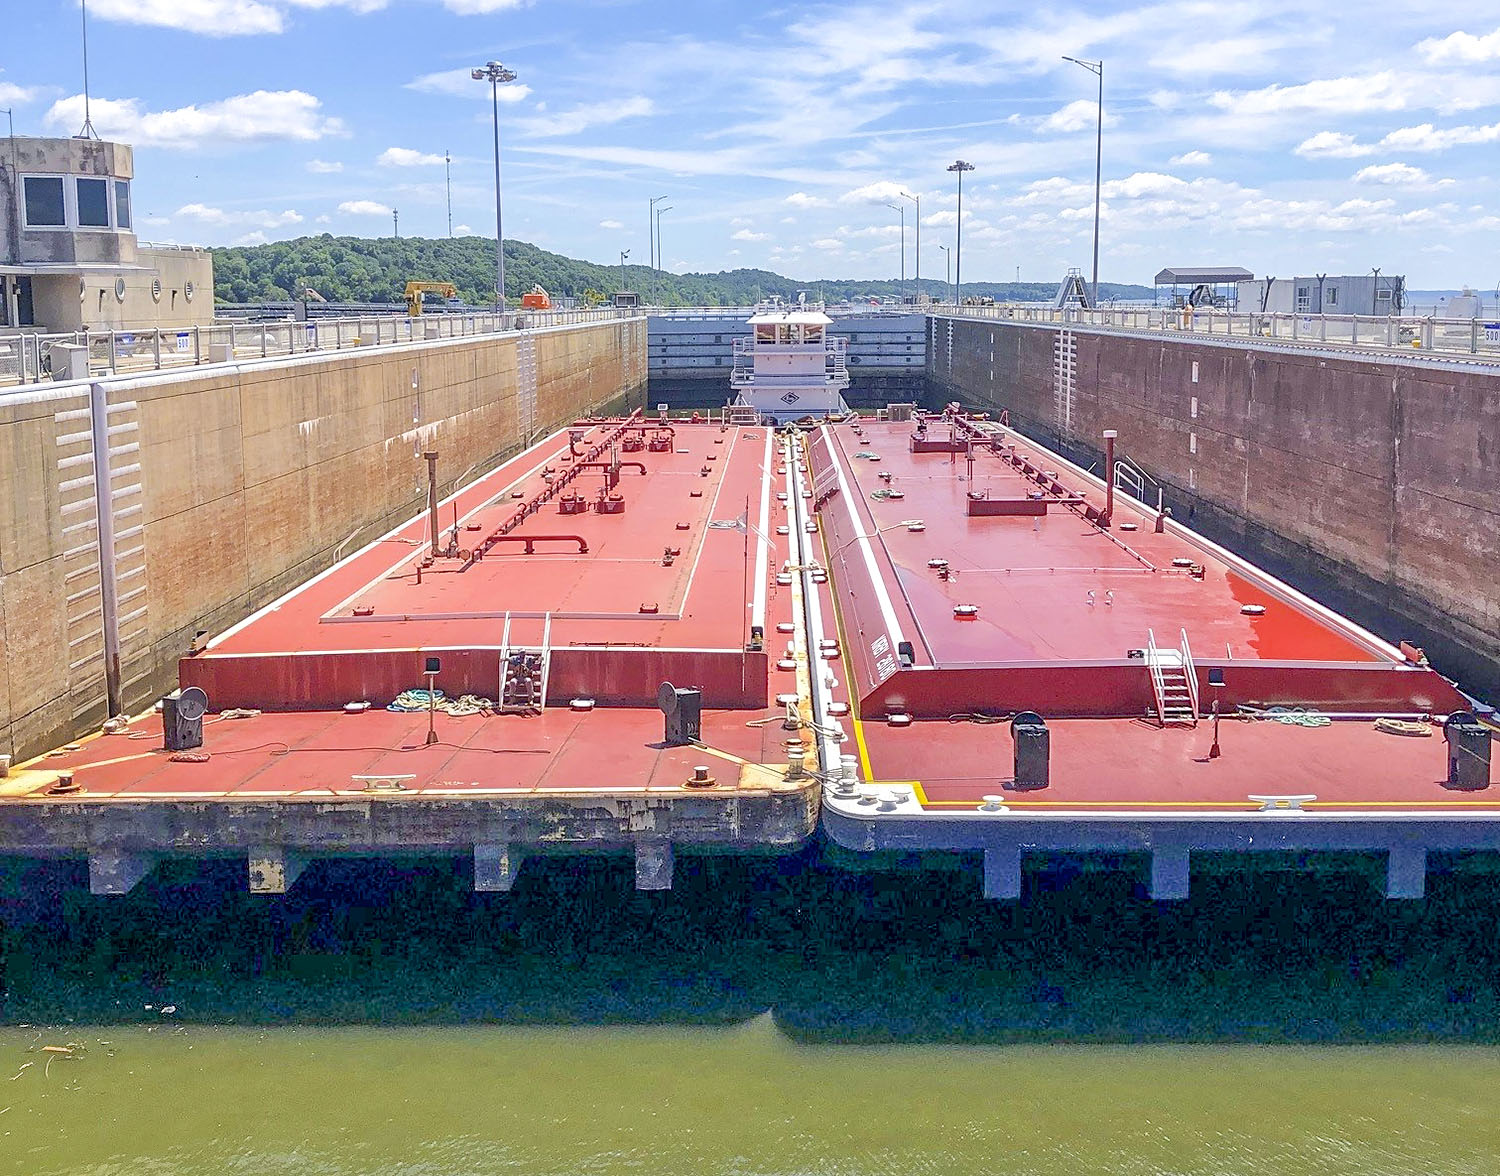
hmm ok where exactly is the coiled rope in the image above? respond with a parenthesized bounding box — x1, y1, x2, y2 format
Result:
(386, 688, 495, 717)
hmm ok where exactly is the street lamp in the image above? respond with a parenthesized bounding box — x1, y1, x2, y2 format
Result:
(900, 190, 920, 303)
(619, 248, 630, 297)
(946, 160, 974, 304)
(649, 194, 667, 301)
(471, 60, 518, 309)
(655, 205, 672, 270)
(938, 243, 952, 305)
(1063, 55, 1104, 307)
(885, 203, 905, 298)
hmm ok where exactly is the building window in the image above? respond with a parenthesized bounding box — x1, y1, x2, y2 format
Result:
(1295, 285, 1311, 313)
(76, 177, 111, 228)
(1376, 287, 1392, 302)
(1327, 287, 1338, 306)
(114, 180, 132, 230)
(23, 176, 66, 227)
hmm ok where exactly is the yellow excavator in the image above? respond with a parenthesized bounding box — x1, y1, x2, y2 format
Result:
(404, 280, 459, 317)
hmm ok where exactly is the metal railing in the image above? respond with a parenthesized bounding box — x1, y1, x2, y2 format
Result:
(928, 302, 1500, 362)
(728, 334, 850, 387)
(0, 306, 637, 388)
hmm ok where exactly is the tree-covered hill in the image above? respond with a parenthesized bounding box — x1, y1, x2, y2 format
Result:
(210, 234, 1152, 307)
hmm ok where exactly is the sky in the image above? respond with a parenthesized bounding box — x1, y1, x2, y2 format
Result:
(3, 1, 1500, 287)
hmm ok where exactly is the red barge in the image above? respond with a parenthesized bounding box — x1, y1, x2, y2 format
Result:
(2, 398, 1495, 900)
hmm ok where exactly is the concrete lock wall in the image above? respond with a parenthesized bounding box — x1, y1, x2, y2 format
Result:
(0, 318, 647, 760)
(928, 317, 1500, 697)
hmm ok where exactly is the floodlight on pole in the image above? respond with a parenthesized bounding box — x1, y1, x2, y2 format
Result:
(938, 243, 952, 305)
(900, 190, 920, 303)
(619, 248, 629, 297)
(471, 60, 518, 310)
(1063, 55, 1104, 307)
(946, 160, 974, 303)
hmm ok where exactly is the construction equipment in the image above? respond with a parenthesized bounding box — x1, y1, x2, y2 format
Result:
(520, 285, 551, 310)
(404, 281, 460, 317)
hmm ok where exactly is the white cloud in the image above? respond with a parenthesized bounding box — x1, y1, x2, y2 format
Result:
(405, 68, 533, 102)
(91, 0, 391, 35)
(42, 90, 344, 149)
(378, 147, 447, 167)
(1169, 150, 1212, 167)
(1418, 27, 1500, 64)
(785, 192, 828, 208)
(731, 228, 769, 242)
(1037, 99, 1113, 133)
(1298, 120, 1500, 160)
(315, 214, 332, 224)
(1294, 131, 1369, 159)
(515, 96, 653, 138)
(0, 81, 40, 105)
(839, 180, 909, 205)
(1352, 162, 1447, 186)
(338, 199, 394, 216)
(306, 158, 343, 173)
(233, 231, 271, 246)
(176, 203, 303, 228)
(441, 0, 527, 12)
(453, 224, 476, 235)
(91, 0, 284, 35)
(599, 219, 624, 230)
(811, 238, 843, 250)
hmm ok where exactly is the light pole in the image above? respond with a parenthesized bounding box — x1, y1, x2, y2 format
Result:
(649, 194, 667, 301)
(939, 243, 952, 305)
(655, 205, 672, 271)
(900, 190, 920, 303)
(445, 150, 453, 238)
(946, 160, 974, 304)
(619, 249, 629, 297)
(1063, 55, 1103, 307)
(471, 60, 518, 309)
(884, 203, 905, 298)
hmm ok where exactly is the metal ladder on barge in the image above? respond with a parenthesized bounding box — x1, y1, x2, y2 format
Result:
(497, 611, 553, 714)
(1146, 627, 1200, 727)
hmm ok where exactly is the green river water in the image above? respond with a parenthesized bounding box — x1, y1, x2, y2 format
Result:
(5, 1023, 1500, 1175)
(5, 853, 1500, 1173)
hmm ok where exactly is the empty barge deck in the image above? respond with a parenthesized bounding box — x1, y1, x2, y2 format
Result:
(1, 412, 820, 892)
(804, 412, 1497, 899)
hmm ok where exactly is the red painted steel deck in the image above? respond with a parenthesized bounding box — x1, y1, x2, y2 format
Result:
(4, 705, 802, 801)
(7, 418, 815, 806)
(806, 414, 1490, 814)
(808, 415, 1466, 720)
(184, 416, 792, 711)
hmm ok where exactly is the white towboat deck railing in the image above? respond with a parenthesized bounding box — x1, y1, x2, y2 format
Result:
(927, 302, 1500, 362)
(0, 306, 637, 388)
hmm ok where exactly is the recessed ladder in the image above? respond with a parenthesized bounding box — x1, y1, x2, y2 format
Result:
(1146, 627, 1199, 727)
(497, 611, 552, 714)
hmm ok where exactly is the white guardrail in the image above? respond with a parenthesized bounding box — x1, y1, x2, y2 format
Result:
(926, 302, 1500, 361)
(0, 307, 638, 388)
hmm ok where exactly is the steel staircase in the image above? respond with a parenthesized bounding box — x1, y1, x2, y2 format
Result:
(497, 611, 552, 713)
(1146, 627, 1200, 727)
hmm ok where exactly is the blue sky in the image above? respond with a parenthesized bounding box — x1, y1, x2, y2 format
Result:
(3, 1, 1500, 286)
